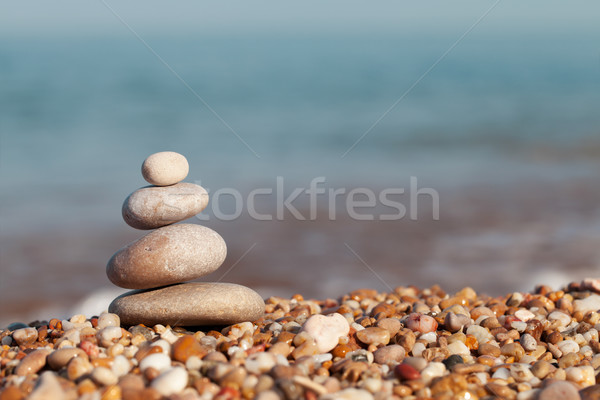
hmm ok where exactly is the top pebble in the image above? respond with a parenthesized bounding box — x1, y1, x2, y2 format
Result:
(142, 151, 189, 186)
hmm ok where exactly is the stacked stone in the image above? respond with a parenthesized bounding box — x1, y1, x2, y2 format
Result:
(106, 151, 264, 326)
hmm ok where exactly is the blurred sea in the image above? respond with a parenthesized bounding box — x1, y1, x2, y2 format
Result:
(1, 31, 599, 326)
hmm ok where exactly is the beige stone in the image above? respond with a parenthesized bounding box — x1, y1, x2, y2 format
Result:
(106, 224, 226, 289)
(108, 282, 265, 326)
(141, 151, 189, 186)
(122, 183, 209, 230)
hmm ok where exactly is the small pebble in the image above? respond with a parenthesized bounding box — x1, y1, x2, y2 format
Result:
(141, 151, 189, 186)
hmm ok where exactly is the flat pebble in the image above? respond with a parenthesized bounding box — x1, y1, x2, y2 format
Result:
(110, 282, 264, 326)
(355, 327, 390, 346)
(142, 151, 189, 186)
(151, 367, 188, 396)
(300, 313, 349, 353)
(107, 224, 227, 289)
(122, 183, 209, 230)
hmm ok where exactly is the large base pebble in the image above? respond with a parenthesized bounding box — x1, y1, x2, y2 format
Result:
(109, 282, 265, 326)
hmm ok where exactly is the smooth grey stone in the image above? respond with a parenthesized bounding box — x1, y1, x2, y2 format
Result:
(109, 282, 265, 326)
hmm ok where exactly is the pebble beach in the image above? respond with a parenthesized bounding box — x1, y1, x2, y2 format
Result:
(2, 279, 600, 400)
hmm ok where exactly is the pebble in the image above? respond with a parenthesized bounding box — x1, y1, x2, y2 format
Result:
(322, 388, 374, 400)
(447, 340, 470, 355)
(420, 361, 445, 384)
(28, 372, 65, 400)
(373, 344, 405, 365)
(405, 313, 438, 333)
(97, 313, 120, 330)
(97, 326, 122, 347)
(172, 335, 207, 362)
(531, 360, 555, 379)
(109, 282, 265, 326)
(300, 313, 349, 353)
(376, 318, 401, 337)
(444, 312, 470, 333)
(466, 324, 494, 343)
(15, 349, 50, 376)
(548, 311, 572, 327)
(106, 224, 227, 289)
(246, 352, 277, 374)
(141, 151, 189, 186)
(557, 339, 580, 354)
(122, 183, 209, 230)
(394, 363, 421, 380)
(442, 354, 464, 370)
(139, 353, 171, 372)
(510, 363, 534, 382)
(91, 367, 118, 386)
(574, 294, 600, 314)
(355, 327, 390, 346)
(11, 327, 38, 346)
(150, 367, 188, 396)
(580, 385, 600, 400)
(537, 381, 581, 400)
(520, 332, 538, 351)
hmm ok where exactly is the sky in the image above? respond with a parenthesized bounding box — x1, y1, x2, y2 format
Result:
(2, 1, 600, 36)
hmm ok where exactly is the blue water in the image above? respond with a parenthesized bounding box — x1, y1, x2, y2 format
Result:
(1, 30, 599, 230)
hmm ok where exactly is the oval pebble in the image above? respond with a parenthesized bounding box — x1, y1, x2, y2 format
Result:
(122, 183, 209, 230)
(109, 282, 264, 326)
(394, 363, 421, 380)
(355, 327, 390, 346)
(151, 367, 188, 396)
(47, 348, 87, 370)
(106, 224, 227, 289)
(12, 327, 38, 346)
(15, 349, 51, 376)
(142, 151, 189, 186)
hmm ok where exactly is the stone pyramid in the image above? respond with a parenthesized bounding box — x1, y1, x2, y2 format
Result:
(106, 151, 264, 326)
